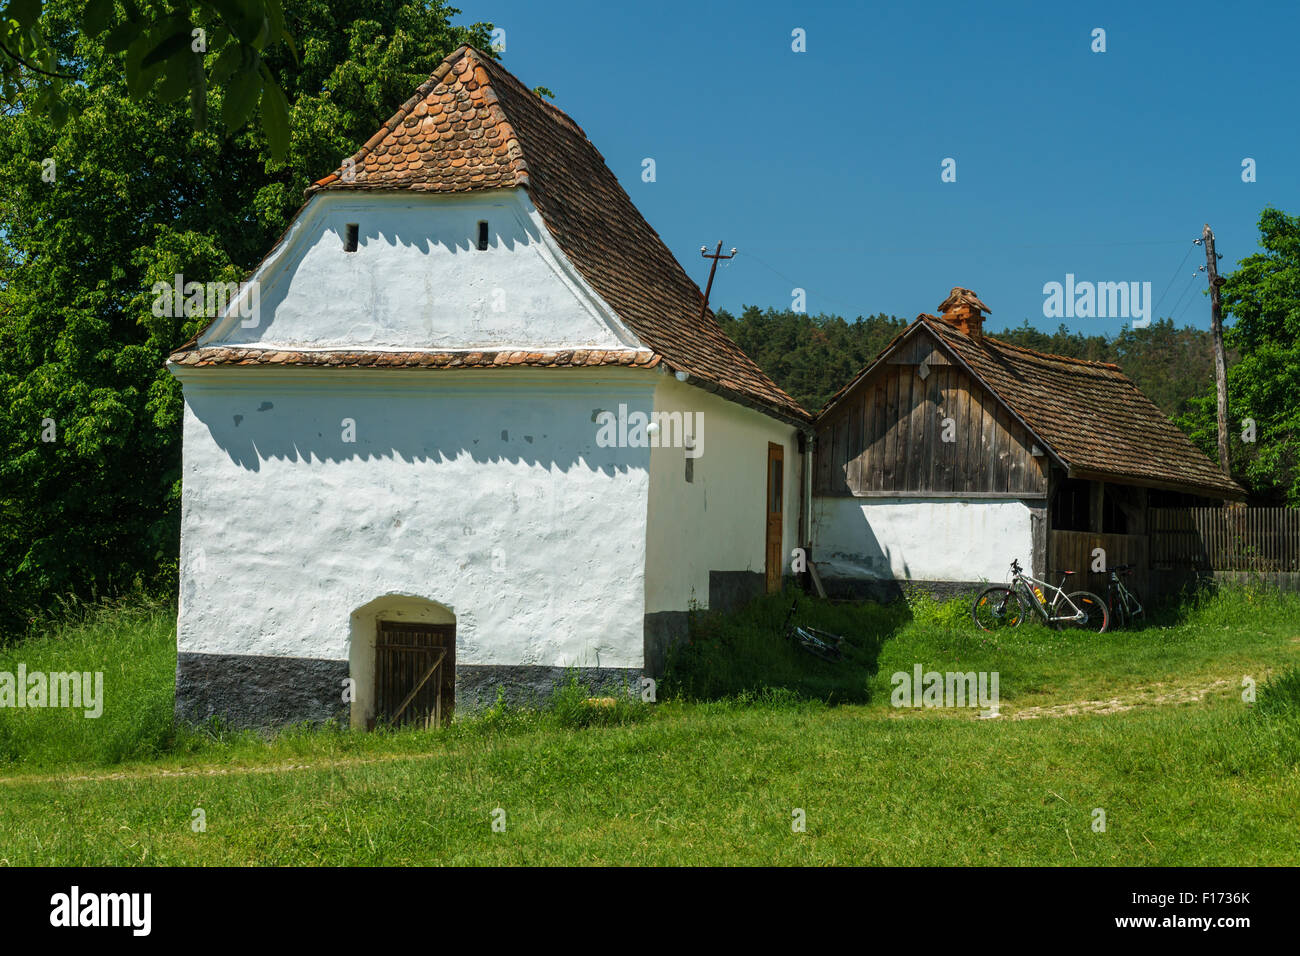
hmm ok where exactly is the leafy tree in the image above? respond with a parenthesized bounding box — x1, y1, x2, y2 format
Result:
(716, 307, 908, 411)
(1180, 207, 1300, 504)
(2, 0, 301, 157)
(0, 0, 491, 634)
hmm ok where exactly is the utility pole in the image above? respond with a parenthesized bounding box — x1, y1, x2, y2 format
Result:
(698, 241, 737, 322)
(1199, 224, 1230, 474)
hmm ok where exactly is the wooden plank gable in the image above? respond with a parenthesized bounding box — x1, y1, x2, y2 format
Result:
(814, 326, 1048, 498)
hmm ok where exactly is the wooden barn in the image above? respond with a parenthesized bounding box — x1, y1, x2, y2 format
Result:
(811, 288, 1245, 601)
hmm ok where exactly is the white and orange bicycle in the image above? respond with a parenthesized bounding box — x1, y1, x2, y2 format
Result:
(972, 559, 1109, 633)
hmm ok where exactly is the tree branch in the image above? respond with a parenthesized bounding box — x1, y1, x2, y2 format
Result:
(0, 40, 78, 80)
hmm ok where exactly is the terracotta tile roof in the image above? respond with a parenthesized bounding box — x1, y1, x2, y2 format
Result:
(307, 45, 527, 194)
(169, 347, 661, 369)
(301, 45, 808, 423)
(821, 315, 1244, 500)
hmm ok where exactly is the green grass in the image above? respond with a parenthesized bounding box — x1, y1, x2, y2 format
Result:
(0, 594, 180, 767)
(665, 583, 1300, 712)
(0, 584, 1297, 865)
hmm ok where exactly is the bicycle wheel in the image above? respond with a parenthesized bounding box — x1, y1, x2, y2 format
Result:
(789, 626, 843, 662)
(1062, 591, 1109, 633)
(973, 586, 1025, 631)
(1108, 588, 1127, 629)
(796, 636, 843, 662)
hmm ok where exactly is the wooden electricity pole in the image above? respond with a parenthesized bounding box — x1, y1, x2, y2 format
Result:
(1201, 224, 1230, 474)
(698, 241, 737, 321)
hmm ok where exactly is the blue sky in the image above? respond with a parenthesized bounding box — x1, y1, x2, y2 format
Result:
(452, 0, 1300, 335)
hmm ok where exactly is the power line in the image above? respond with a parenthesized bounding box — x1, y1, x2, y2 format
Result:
(736, 236, 1191, 255)
(1167, 270, 1203, 322)
(722, 239, 1214, 325)
(1151, 240, 1199, 316)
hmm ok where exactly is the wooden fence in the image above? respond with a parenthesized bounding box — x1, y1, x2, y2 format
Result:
(1150, 507, 1300, 572)
(1048, 531, 1149, 598)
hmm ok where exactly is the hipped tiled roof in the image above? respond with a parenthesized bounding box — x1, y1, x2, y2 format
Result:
(295, 45, 807, 422)
(822, 315, 1244, 500)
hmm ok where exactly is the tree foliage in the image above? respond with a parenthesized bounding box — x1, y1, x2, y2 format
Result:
(1179, 207, 1300, 504)
(2, 0, 302, 158)
(718, 308, 1222, 420)
(0, 0, 491, 633)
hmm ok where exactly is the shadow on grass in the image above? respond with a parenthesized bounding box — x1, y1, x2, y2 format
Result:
(661, 588, 913, 705)
(1129, 574, 1300, 631)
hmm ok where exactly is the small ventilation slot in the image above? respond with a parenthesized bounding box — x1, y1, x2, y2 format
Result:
(476, 220, 489, 251)
(344, 223, 359, 252)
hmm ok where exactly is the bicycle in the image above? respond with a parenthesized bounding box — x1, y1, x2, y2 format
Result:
(1105, 564, 1144, 629)
(972, 559, 1109, 633)
(782, 597, 848, 662)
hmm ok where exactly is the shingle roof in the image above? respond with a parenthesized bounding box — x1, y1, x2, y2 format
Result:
(170, 346, 659, 370)
(822, 315, 1244, 500)
(296, 45, 808, 423)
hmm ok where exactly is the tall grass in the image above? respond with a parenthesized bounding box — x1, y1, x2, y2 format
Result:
(0, 593, 178, 767)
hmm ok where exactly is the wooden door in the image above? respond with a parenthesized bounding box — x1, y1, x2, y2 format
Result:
(766, 443, 784, 594)
(374, 620, 455, 729)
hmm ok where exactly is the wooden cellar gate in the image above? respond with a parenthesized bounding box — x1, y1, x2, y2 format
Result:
(374, 620, 455, 729)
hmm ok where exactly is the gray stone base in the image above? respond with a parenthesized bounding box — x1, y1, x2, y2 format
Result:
(176, 653, 645, 728)
(643, 570, 780, 677)
(455, 665, 642, 712)
(643, 611, 689, 678)
(175, 651, 349, 730)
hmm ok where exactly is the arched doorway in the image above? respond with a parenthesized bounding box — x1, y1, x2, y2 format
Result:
(349, 595, 456, 730)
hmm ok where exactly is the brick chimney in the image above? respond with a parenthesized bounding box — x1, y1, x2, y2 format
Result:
(937, 287, 991, 340)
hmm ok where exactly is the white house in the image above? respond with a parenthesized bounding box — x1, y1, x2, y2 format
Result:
(168, 46, 810, 729)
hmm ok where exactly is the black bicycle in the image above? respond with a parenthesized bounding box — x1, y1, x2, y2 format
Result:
(1106, 564, 1145, 628)
(782, 598, 847, 662)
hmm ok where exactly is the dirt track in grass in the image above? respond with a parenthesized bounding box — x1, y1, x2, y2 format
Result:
(0, 675, 1254, 787)
(1003, 677, 1236, 720)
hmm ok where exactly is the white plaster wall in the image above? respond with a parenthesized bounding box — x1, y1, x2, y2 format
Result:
(643, 375, 800, 612)
(199, 190, 641, 352)
(176, 368, 654, 672)
(813, 497, 1032, 583)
